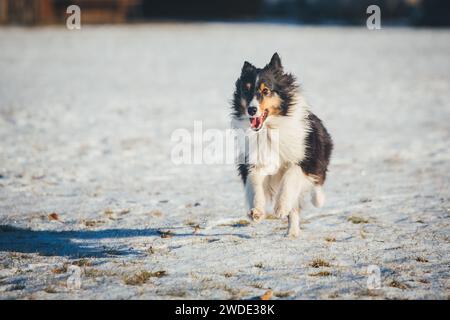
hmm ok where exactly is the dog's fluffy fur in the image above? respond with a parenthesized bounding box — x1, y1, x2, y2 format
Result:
(231, 53, 333, 237)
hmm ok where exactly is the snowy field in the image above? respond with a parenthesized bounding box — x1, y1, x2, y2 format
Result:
(0, 24, 449, 300)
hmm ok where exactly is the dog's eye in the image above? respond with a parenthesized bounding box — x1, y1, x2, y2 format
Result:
(262, 87, 270, 96)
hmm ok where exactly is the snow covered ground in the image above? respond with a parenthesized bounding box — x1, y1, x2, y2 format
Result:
(0, 24, 449, 300)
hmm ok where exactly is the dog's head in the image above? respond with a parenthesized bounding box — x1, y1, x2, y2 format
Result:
(232, 53, 298, 131)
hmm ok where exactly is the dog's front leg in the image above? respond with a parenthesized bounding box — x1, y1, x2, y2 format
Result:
(245, 170, 266, 223)
(274, 165, 309, 219)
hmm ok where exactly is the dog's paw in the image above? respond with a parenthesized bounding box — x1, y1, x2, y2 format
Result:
(274, 204, 289, 219)
(248, 208, 265, 223)
(286, 227, 300, 238)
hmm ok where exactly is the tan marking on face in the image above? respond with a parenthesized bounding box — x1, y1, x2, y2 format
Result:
(245, 83, 251, 90)
(259, 83, 271, 96)
(259, 92, 282, 117)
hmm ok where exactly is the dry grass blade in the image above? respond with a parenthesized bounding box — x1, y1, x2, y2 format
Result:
(310, 258, 331, 268)
(48, 213, 60, 221)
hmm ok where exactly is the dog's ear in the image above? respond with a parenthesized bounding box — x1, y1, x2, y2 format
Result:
(268, 52, 283, 71)
(241, 61, 255, 75)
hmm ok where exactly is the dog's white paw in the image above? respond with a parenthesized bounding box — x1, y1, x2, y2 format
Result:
(274, 204, 289, 219)
(248, 208, 265, 223)
(286, 227, 300, 238)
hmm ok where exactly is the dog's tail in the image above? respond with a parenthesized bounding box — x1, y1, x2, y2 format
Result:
(311, 185, 325, 208)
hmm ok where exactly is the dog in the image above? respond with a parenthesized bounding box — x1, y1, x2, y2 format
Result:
(231, 53, 333, 237)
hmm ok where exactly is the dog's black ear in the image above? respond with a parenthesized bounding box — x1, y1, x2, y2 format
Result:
(268, 53, 283, 71)
(241, 61, 255, 74)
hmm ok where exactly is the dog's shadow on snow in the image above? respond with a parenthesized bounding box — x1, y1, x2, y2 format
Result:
(0, 225, 161, 258)
(0, 225, 247, 259)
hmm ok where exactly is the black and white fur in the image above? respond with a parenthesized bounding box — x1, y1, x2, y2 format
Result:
(231, 53, 333, 237)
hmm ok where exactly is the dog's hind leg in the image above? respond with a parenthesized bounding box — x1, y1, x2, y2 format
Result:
(287, 208, 300, 238)
(311, 184, 325, 208)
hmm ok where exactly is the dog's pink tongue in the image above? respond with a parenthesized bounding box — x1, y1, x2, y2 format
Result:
(250, 116, 260, 129)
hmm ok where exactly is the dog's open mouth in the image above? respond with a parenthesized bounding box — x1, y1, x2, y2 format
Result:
(249, 110, 268, 131)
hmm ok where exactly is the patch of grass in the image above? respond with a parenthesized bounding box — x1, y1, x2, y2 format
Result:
(124, 271, 152, 286)
(184, 202, 201, 208)
(123, 270, 168, 286)
(158, 230, 174, 238)
(310, 258, 331, 268)
(104, 209, 114, 216)
(84, 268, 118, 278)
(415, 256, 429, 263)
(83, 219, 105, 227)
(360, 229, 367, 239)
(192, 224, 201, 234)
(149, 270, 167, 278)
(233, 220, 250, 227)
(8, 252, 32, 260)
(184, 220, 198, 227)
(328, 292, 340, 298)
(44, 286, 57, 294)
(220, 220, 250, 227)
(72, 259, 92, 267)
(105, 249, 126, 256)
(358, 289, 381, 297)
(149, 210, 163, 218)
(223, 272, 233, 278)
(51, 266, 68, 274)
(347, 215, 369, 224)
(103, 209, 117, 220)
(325, 236, 336, 243)
(250, 282, 265, 289)
(119, 209, 130, 215)
(274, 290, 294, 298)
(388, 280, 409, 290)
(254, 262, 264, 269)
(309, 271, 332, 277)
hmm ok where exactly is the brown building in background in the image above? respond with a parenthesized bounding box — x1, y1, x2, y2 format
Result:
(0, 0, 141, 25)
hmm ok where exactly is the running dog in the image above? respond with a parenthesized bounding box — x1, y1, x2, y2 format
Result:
(231, 53, 333, 237)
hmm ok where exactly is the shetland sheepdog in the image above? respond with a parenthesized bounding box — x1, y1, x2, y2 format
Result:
(231, 53, 333, 237)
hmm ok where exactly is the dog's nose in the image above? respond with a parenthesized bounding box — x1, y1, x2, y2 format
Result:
(248, 107, 257, 116)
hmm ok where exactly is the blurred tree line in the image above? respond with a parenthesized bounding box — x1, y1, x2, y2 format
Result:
(0, 0, 449, 26)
